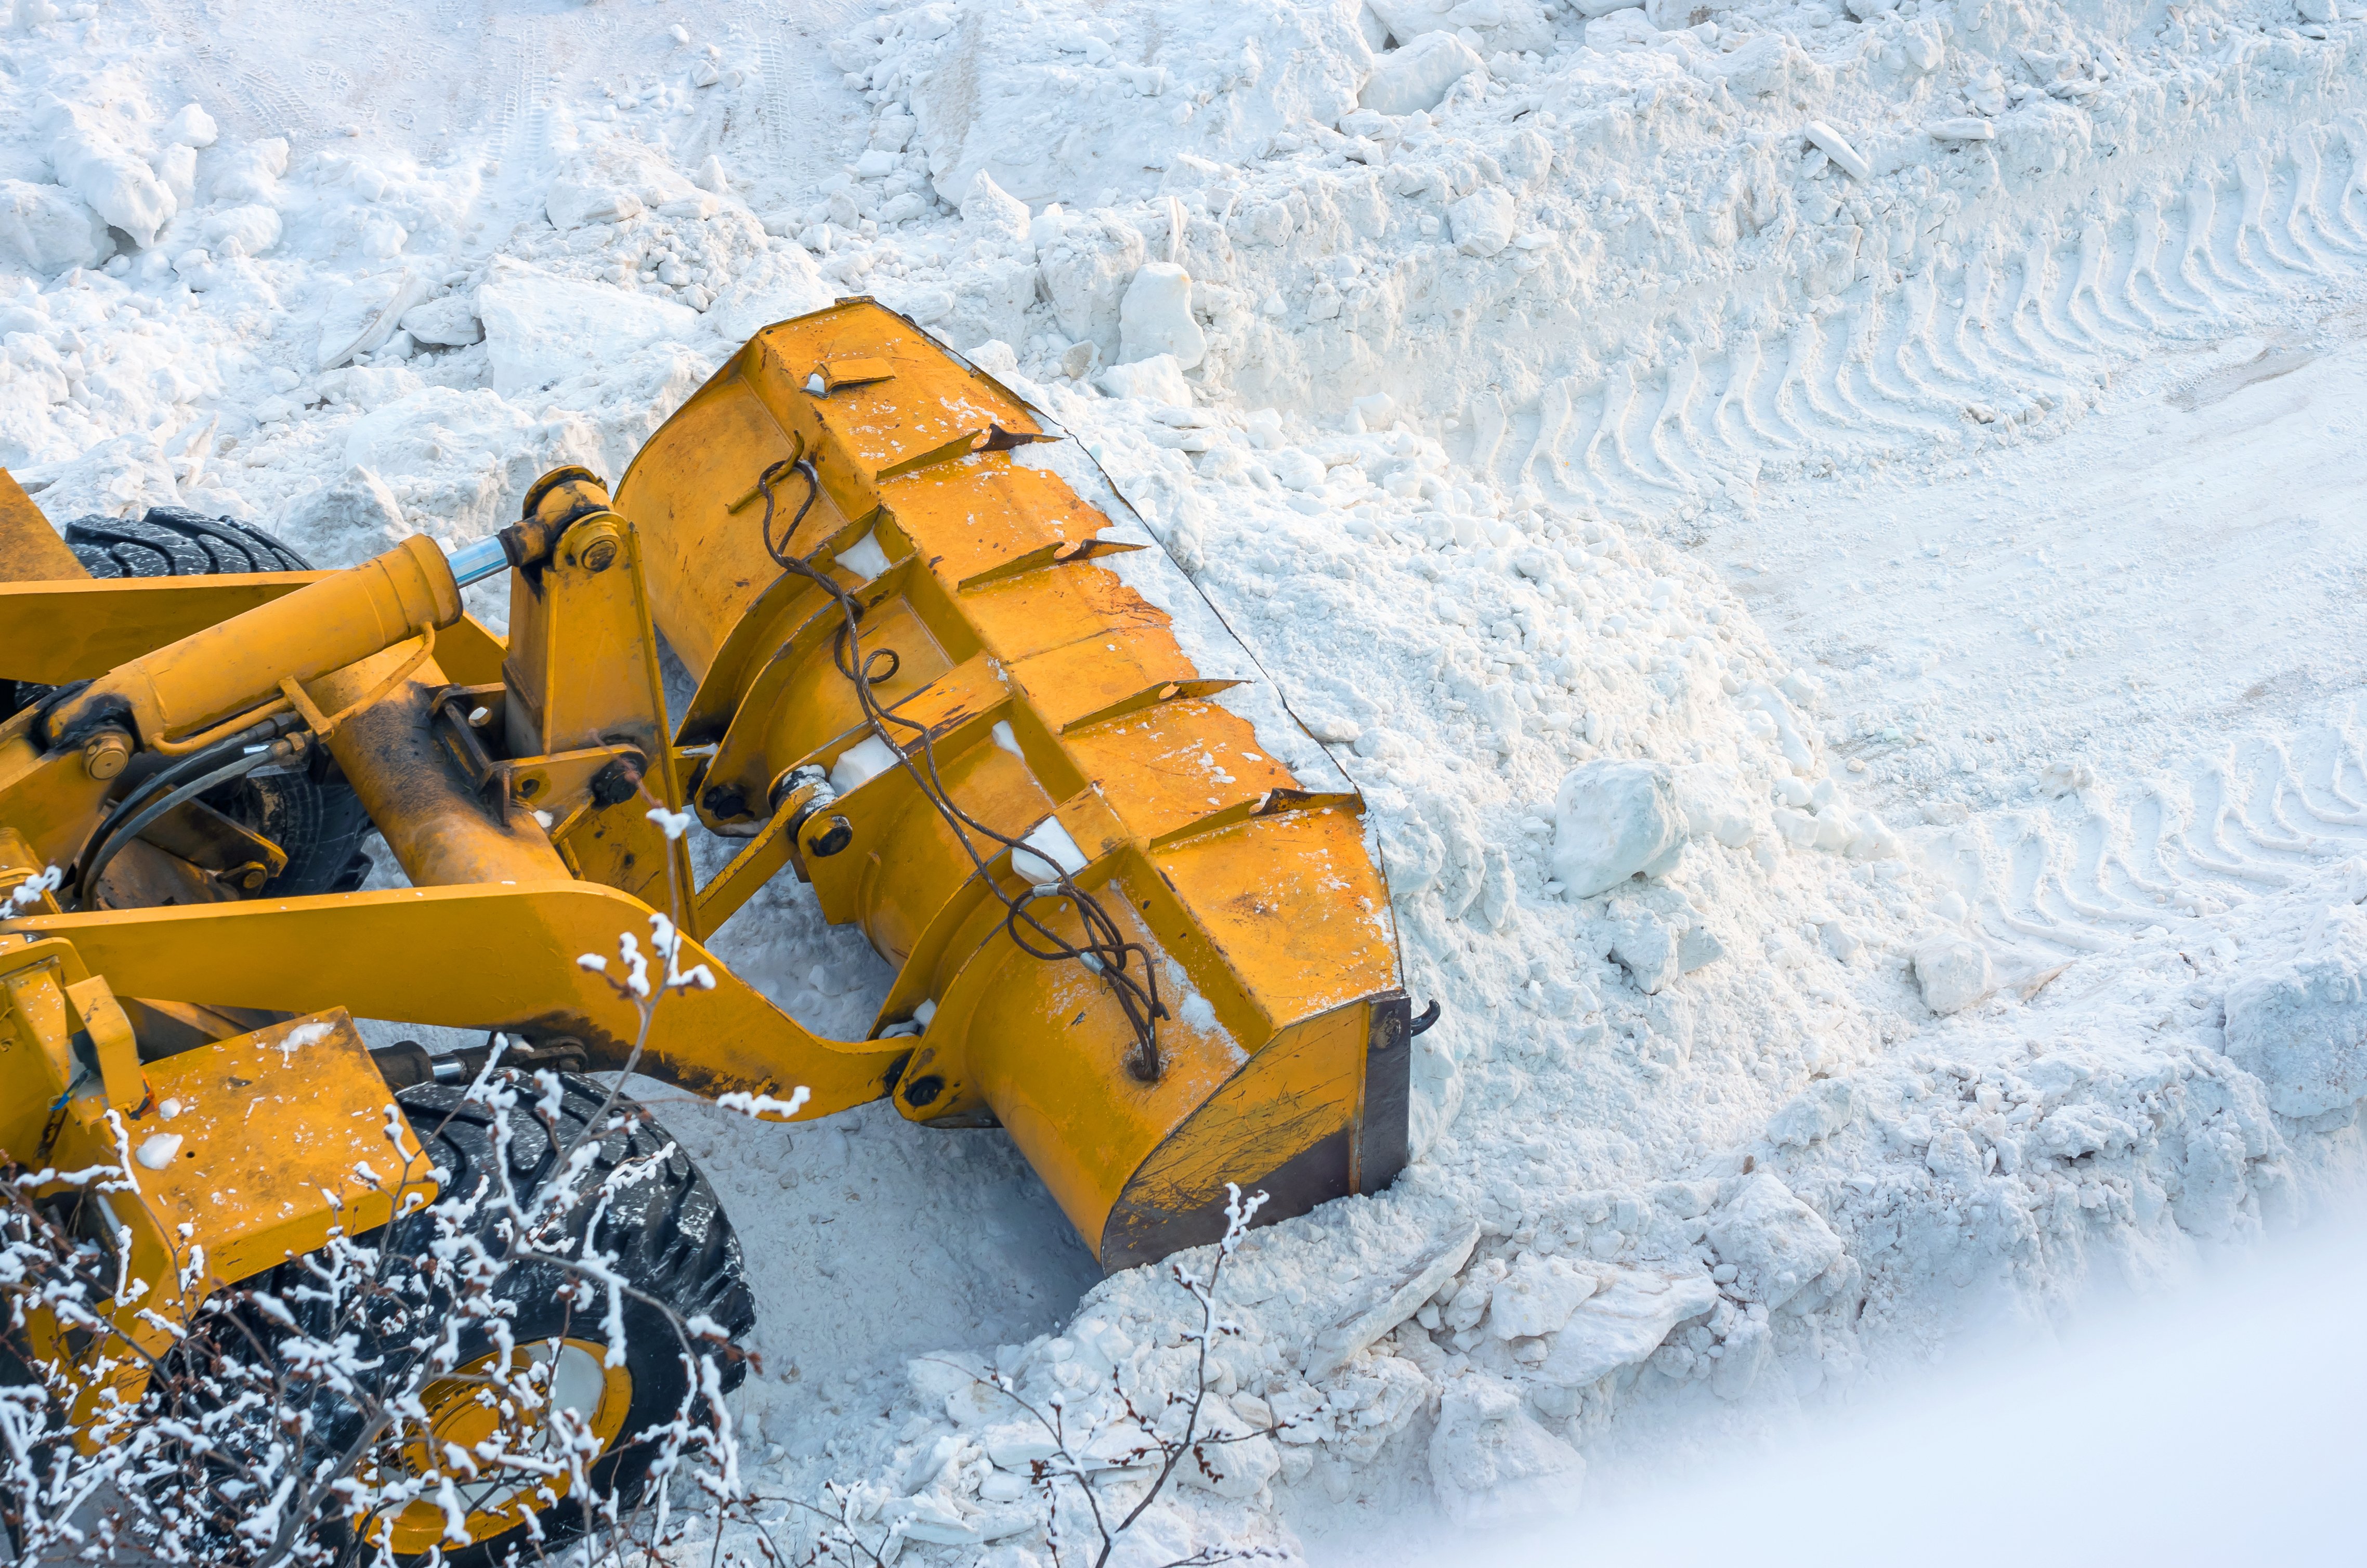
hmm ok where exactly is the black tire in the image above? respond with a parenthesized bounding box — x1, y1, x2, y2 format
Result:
(52, 507, 369, 896)
(249, 1074, 755, 1567)
(64, 505, 311, 577)
(214, 768, 376, 897)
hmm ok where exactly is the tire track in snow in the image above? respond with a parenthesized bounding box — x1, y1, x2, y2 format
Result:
(1503, 125, 2367, 524)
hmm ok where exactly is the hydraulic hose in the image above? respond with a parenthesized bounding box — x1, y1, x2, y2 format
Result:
(72, 722, 306, 911)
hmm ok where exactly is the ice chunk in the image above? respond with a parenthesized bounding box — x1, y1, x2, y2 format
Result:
(1449, 187, 1516, 257)
(1361, 32, 1486, 117)
(2225, 907, 2367, 1117)
(476, 267, 698, 396)
(0, 180, 110, 273)
(1706, 1173, 1844, 1310)
(1913, 936, 1993, 1015)
(1551, 760, 1685, 898)
(1117, 262, 1205, 369)
(136, 1133, 184, 1170)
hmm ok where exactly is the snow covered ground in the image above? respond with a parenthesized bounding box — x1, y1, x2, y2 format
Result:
(7, 0, 2367, 1558)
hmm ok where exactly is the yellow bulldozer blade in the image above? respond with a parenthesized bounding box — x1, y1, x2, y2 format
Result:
(616, 299, 1412, 1269)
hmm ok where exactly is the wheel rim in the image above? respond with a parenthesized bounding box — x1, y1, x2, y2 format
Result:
(371, 1338, 633, 1556)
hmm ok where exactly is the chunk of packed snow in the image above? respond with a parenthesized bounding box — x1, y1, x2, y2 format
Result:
(1489, 1252, 1599, 1339)
(399, 295, 481, 347)
(275, 467, 407, 553)
(1304, 1222, 1480, 1381)
(317, 271, 434, 371)
(1449, 187, 1516, 257)
(1117, 262, 1205, 368)
(830, 734, 903, 796)
(1011, 814, 1090, 882)
(1769, 1078, 1856, 1147)
(1604, 908, 1678, 994)
(1804, 120, 1873, 181)
(1175, 1395, 1280, 1497)
(1585, 9, 1660, 49)
(1096, 353, 1194, 406)
(958, 170, 1032, 248)
(1927, 116, 1997, 141)
(545, 140, 703, 228)
(164, 103, 217, 148)
(1537, 1266, 1718, 1386)
(41, 100, 176, 249)
(0, 181, 110, 273)
(1361, 32, 1485, 117)
(1039, 214, 1145, 359)
(1707, 1173, 1846, 1310)
(476, 267, 698, 396)
(1427, 1373, 1581, 1524)
(704, 243, 832, 342)
(1913, 936, 1993, 1015)
(1551, 760, 1685, 898)
(2224, 907, 2367, 1117)
(202, 203, 281, 258)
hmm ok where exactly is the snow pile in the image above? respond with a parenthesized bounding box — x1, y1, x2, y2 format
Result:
(2225, 903, 2367, 1119)
(7, 0, 2367, 1558)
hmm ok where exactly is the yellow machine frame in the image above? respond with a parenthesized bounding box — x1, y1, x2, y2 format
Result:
(0, 302, 1411, 1334)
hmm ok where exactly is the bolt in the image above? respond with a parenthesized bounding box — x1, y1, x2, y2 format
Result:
(83, 730, 131, 780)
(575, 522, 622, 573)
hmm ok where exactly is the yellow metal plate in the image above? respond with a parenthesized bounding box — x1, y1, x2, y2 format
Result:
(136, 1009, 437, 1284)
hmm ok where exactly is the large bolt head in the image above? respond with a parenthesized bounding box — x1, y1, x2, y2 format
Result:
(574, 522, 623, 573)
(83, 730, 132, 780)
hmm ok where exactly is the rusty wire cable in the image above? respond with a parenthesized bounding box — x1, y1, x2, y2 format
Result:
(753, 457, 1165, 1080)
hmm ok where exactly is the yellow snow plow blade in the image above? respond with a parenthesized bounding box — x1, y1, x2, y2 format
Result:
(618, 300, 1410, 1268)
(0, 302, 1410, 1273)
